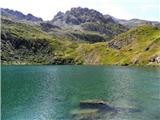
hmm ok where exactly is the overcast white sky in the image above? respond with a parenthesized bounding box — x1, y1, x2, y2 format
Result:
(0, 0, 160, 21)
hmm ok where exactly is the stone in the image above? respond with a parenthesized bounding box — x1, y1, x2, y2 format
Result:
(155, 56, 160, 63)
(71, 100, 142, 120)
(149, 55, 160, 63)
(80, 100, 113, 111)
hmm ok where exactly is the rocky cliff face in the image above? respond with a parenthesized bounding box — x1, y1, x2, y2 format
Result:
(52, 7, 113, 25)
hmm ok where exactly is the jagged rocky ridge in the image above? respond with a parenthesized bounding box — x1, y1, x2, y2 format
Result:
(1, 8, 43, 22)
(52, 7, 113, 25)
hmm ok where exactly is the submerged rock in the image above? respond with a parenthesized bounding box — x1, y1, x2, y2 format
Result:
(80, 100, 113, 111)
(71, 100, 114, 120)
(71, 99, 142, 120)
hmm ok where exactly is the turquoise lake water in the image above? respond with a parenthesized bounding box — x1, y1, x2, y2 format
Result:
(2, 65, 160, 120)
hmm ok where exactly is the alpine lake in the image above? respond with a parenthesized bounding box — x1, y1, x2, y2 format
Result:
(2, 65, 160, 120)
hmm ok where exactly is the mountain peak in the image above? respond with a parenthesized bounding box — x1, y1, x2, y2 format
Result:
(52, 7, 114, 25)
(53, 11, 65, 21)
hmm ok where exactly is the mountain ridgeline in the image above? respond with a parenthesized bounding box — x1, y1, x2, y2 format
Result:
(1, 8, 43, 22)
(1, 7, 160, 65)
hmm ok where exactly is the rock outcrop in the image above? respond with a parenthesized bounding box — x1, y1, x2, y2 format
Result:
(52, 7, 110, 25)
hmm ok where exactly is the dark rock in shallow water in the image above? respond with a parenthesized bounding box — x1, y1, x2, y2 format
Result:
(80, 100, 113, 111)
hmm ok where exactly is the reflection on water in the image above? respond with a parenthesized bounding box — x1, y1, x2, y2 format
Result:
(2, 65, 160, 120)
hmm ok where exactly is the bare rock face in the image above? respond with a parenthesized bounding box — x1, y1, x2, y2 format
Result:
(53, 11, 65, 21)
(25, 13, 43, 22)
(40, 22, 61, 32)
(108, 34, 135, 49)
(52, 7, 115, 25)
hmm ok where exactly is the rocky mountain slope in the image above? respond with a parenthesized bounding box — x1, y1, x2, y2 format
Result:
(1, 7, 160, 66)
(50, 7, 128, 42)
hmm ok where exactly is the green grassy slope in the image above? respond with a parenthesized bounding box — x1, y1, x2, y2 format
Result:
(1, 17, 81, 64)
(73, 25, 160, 65)
(62, 26, 160, 65)
(107, 25, 160, 65)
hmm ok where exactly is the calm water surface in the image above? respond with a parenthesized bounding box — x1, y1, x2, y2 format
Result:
(2, 65, 160, 120)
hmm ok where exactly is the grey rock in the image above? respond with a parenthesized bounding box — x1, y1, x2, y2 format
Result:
(149, 55, 160, 63)
(52, 7, 115, 25)
(40, 22, 61, 32)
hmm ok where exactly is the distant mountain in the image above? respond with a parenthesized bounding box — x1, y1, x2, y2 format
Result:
(1, 8, 43, 22)
(113, 18, 160, 28)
